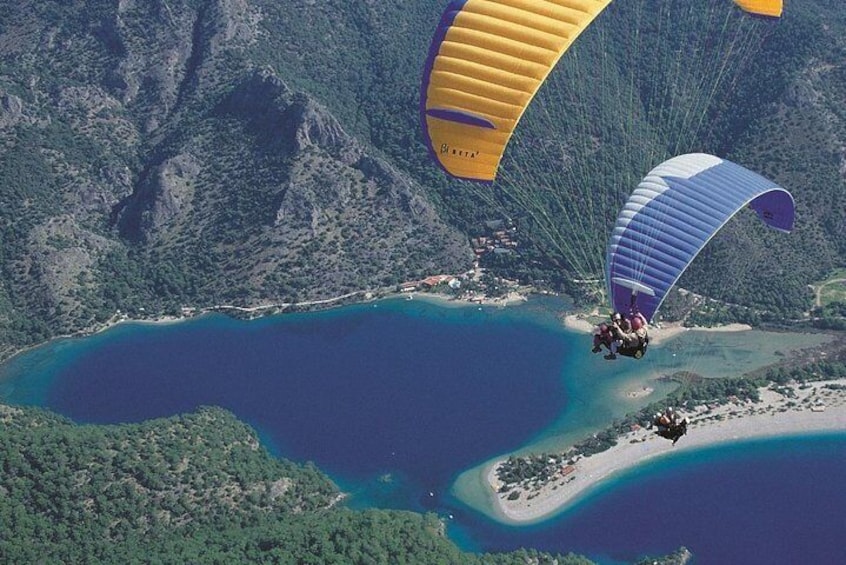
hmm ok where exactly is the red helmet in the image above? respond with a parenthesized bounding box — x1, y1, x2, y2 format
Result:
(631, 315, 644, 330)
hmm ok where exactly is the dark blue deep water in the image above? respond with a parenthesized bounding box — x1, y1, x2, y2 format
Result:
(1, 297, 844, 564)
(447, 435, 846, 564)
(0, 299, 568, 494)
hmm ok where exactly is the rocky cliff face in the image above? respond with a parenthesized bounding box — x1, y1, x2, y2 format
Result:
(115, 68, 470, 298)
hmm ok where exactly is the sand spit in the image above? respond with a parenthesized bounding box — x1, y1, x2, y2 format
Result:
(489, 379, 846, 523)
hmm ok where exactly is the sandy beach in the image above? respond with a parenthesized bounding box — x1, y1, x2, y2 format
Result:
(625, 386, 654, 399)
(411, 289, 529, 308)
(562, 313, 751, 346)
(488, 378, 846, 524)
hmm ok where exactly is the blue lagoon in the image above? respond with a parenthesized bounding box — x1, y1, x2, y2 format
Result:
(0, 296, 842, 563)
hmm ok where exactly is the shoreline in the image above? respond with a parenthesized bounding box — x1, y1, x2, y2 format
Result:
(487, 379, 846, 524)
(0, 287, 533, 366)
(562, 312, 752, 346)
(404, 289, 529, 309)
(0, 284, 780, 366)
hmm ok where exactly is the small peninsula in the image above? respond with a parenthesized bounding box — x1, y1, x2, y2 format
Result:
(487, 355, 846, 523)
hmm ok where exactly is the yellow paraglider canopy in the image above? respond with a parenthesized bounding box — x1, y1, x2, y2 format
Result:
(420, 0, 783, 183)
(733, 0, 783, 18)
(421, 0, 612, 182)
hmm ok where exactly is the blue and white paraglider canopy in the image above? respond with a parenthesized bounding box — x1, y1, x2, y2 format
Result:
(606, 153, 795, 322)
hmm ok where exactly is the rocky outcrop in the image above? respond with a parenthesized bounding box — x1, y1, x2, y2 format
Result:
(117, 153, 200, 242)
(215, 70, 355, 161)
(0, 92, 24, 128)
(16, 216, 116, 331)
(113, 62, 472, 292)
(106, 0, 262, 130)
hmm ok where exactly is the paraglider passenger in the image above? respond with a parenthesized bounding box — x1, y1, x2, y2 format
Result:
(592, 323, 612, 354)
(606, 312, 648, 360)
(593, 313, 625, 358)
(653, 408, 688, 445)
(665, 407, 677, 425)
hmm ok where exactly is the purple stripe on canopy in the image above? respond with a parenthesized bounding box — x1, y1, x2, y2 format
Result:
(426, 107, 497, 129)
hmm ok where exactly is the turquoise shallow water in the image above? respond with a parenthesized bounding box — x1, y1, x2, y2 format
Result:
(0, 296, 841, 563)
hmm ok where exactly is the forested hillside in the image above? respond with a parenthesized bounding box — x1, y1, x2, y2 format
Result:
(0, 403, 593, 564)
(0, 0, 844, 350)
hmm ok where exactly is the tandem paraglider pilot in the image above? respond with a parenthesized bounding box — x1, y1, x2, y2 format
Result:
(652, 407, 689, 445)
(592, 312, 649, 360)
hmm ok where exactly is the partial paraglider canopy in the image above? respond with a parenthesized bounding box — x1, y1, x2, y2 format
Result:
(420, 0, 613, 182)
(605, 153, 795, 324)
(733, 0, 783, 17)
(420, 0, 783, 183)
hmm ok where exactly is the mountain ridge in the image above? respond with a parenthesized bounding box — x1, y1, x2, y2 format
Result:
(0, 0, 844, 352)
